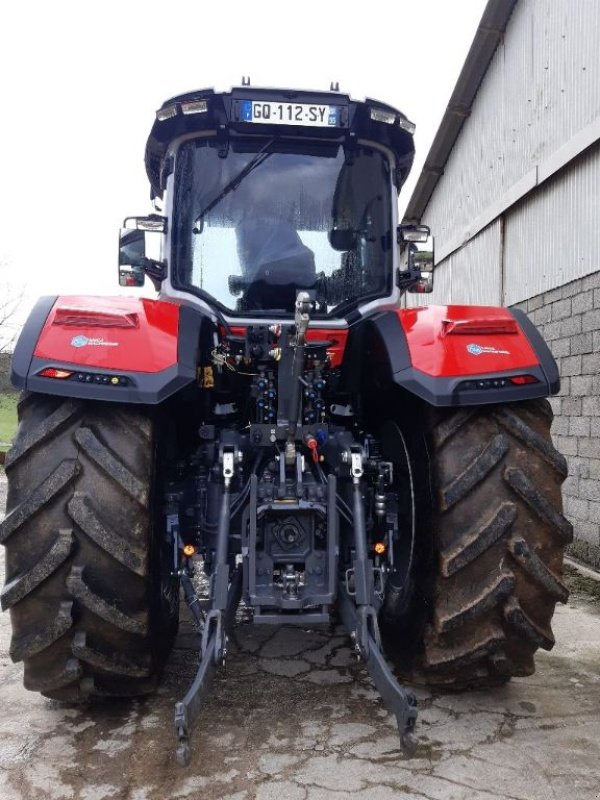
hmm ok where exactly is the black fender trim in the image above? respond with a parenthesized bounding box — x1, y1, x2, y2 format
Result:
(366, 312, 557, 408)
(12, 301, 207, 405)
(509, 307, 560, 394)
(390, 362, 552, 407)
(23, 359, 194, 404)
(11, 296, 58, 389)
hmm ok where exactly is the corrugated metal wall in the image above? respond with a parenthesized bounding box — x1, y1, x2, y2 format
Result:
(408, 220, 503, 305)
(504, 144, 600, 305)
(412, 0, 600, 306)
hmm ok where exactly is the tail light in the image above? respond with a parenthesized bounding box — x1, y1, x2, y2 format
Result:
(38, 368, 73, 379)
(510, 375, 538, 385)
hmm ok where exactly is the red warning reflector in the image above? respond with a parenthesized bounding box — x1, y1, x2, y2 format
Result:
(509, 375, 538, 385)
(306, 436, 319, 464)
(39, 368, 73, 379)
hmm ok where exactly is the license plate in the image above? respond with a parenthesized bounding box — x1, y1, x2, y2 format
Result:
(241, 100, 340, 127)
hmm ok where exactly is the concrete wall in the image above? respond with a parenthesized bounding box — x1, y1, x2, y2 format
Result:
(512, 270, 600, 569)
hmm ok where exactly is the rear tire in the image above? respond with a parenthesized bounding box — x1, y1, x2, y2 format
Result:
(0, 393, 178, 700)
(384, 399, 572, 688)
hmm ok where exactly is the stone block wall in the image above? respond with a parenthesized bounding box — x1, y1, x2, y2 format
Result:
(512, 270, 600, 568)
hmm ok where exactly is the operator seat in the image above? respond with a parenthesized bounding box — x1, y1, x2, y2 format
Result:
(236, 219, 316, 311)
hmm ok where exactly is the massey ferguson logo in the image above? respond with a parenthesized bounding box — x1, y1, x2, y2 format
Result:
(467, 343, 510, 356)
(71, 335, 119, 348)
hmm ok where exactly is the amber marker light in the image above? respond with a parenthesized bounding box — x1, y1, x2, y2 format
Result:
(374, 542, 386, 555)
(183, 545, 196, 557)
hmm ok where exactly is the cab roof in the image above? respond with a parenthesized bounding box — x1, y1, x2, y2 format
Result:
(145, 86, 415, 198)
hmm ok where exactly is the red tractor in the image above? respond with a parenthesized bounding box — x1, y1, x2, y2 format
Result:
(0, 86, 570, 764)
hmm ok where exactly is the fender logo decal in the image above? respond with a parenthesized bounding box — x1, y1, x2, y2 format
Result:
(467, 343, 510, 356)
(71, 335, 119, 348)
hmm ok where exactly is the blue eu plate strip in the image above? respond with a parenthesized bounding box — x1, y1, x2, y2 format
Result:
(241, 101, 253, 121)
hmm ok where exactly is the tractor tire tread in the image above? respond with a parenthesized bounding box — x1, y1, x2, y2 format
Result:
(74, 427, 149, 506)
(440, 501, 516, 577)
(397, 401, 570, 688)
(439, 433, 509, 511)
(24, 657, 82, 694)
(67, 493, 147, 575)
(1, 395, 175, 700)
(72, 631, 151, 678)
(10, 601, 74, 661)
(4, 399, 81, 470)
(66, 566, 149, 634)
(504, 466, 573, 543)
(0, 461, 80, 544)
(434, 571, 514, 633)
(1, 528, 74, 610)
(507, 535, 569, 603)
(493, 406, 568, 478)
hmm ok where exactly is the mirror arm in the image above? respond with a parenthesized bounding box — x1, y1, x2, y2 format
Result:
(141, 258, 167, 283)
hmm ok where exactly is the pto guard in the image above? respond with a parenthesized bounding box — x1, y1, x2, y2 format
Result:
(366, 305, 559, 407)
(11, 295, 203, 404)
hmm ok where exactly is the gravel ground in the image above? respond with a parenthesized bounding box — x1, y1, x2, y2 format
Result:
(1, 472, 599, 800)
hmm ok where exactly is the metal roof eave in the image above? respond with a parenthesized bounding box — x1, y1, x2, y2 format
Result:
(403, 0, 519, 224)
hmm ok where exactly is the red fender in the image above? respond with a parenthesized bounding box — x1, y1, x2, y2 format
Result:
(11, 295, 205, 404)
(33, 296, 180, 372)
(397, 305, 539, 377)
(348, 305, 558, 407)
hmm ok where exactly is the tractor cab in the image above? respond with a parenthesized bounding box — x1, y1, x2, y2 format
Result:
(119, 86, 433, 318)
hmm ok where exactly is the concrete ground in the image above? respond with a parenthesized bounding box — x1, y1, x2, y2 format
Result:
(1, 474, 599, 800)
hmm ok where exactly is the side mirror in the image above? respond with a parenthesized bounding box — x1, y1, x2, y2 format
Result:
(117, 215, 167, 288)
(409, 238, 434, 294)
(119, 228, 146, 287)
(228, 275, 249, 296)
(328, 228, 356, 251)
(397, 225, 435, 294)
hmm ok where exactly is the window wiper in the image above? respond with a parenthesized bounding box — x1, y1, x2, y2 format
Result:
(193, 138, 276, 233)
